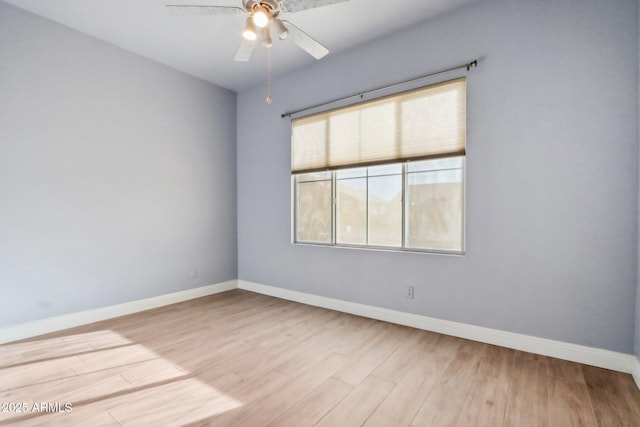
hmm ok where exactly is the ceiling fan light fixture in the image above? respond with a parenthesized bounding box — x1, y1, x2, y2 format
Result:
(242, 17, 257, 40)
(274, 19, 288, 40)
(252, 5, 269, 28)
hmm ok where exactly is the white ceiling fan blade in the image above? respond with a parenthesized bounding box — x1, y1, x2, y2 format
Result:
(281, 0, 348, 13)
(234, 38, 256, 62)
(165, 5, 245, 15)
(281, 20, 329, 59)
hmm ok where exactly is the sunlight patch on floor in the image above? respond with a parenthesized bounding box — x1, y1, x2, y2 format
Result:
(0, 329, 243, 426)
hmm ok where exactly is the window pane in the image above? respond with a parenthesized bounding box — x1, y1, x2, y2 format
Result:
(336, 167, 367, 179)
(368, 163, 402, 176)
(406, 159, 463, 251)
(336, 178, 366, 245)
(368, 175, 402, 247)
(293, 158, 465, 253)
(297, 180, 332, 243)
(297, 171, 331, 182)
(407, 156, 463, 173)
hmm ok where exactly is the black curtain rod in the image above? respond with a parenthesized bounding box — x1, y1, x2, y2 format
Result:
(281, 59, 478, 119)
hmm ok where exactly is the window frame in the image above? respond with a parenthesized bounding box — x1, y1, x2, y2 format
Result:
(292, 157, 466, 255)
(290, 77, 467, 255)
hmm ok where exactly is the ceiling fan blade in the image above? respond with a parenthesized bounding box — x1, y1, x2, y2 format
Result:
(281, 20, 329, 59)
(165, 5, 245, 15)
(234, 38, 256, 62)
(281, 0, 348, 13)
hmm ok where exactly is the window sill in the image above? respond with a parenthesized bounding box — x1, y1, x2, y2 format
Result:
(291, 241, 465, 257)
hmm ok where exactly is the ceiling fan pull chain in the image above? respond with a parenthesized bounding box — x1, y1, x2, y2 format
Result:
(266, 47, 273, 103)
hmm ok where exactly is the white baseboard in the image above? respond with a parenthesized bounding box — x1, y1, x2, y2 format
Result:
(632, 357, 640, 390)
(238, 280, 636, 375)
(0, 280, 237, 344)
(4, 277, 636, 381)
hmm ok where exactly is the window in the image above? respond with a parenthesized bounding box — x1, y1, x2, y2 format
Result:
(292, 78, 466, 253)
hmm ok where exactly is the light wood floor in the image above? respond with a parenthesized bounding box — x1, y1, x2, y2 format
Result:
(1, 290, 639, 426)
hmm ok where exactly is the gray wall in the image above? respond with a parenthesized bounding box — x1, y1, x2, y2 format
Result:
(637, 0, 640, 361)
(0, 2, 237, 326)
(238, 0, 639, 353)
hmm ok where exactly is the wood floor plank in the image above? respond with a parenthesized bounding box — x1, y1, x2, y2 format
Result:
(362, 335, 460, 427)
(547, 357, 586, 384)
(213, 352, 351, 427)
(118, 358, 187, 386)
(618, 371, 640, 419)
(68, 411, 121, 427)
(330, 318, 386, 357)
(332, 323, 403, 386)
(274, 313, 365, 378)
(455, 344, 515, 427)
(2, 290, 639, 427)
(270, 331, 343, 378)
(223, 368, 292, 406)
(547, 375, 596, 427)
(265, 378, 353, 427)
(227, 307, 344, 379)
(28, 366, 134, 405)
(583, 365, 640, 426)
(1, 356, 80, 390)
(0, 340, 95, 368)
(108, 377, 245, 427)
(60, 329, 133, 350)
(20, 408, 121, 427)
(0, 389, 34, 426)
(72, 344, 160, 375)
(503, 351, 550, 427)
(315, 375, 396, 427)
(410, 340, 487, 426)
(371, 329, 438, 383)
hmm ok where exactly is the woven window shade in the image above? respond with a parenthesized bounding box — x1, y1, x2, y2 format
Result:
(292, 78, 466, 174)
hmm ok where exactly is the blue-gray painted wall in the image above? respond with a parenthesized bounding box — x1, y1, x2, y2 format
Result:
(0, 2, 238, 326)
(1, 0, 639, 355)
(636, 0, 640, 361)
(237, 0, 639, 353)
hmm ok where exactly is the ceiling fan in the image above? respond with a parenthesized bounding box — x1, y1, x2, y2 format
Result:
(166, 0, 348, 62)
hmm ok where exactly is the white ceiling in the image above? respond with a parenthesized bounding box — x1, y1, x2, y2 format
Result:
(3, 0, 479, 91)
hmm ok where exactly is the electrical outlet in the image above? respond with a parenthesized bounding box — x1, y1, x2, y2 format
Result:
(405, 285, 414, 299)
(190, 269, 198, 280)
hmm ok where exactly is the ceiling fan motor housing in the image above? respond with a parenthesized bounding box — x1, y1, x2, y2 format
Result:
(243, 0, 281, 18)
